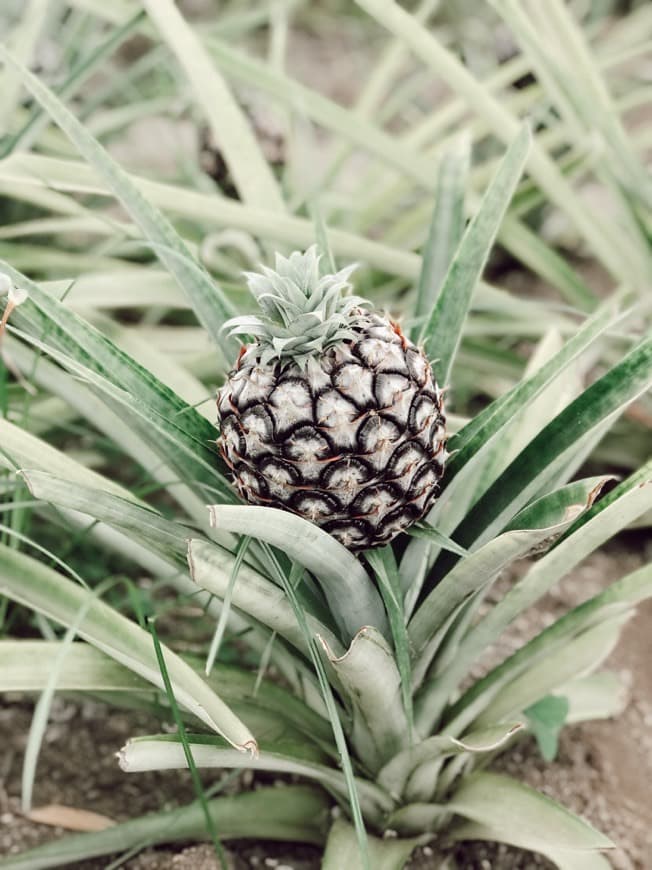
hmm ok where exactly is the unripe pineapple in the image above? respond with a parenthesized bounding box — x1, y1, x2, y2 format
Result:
(217, 248, 447, 551)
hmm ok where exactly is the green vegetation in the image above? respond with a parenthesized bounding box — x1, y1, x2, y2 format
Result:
(0, 1, 650, 867)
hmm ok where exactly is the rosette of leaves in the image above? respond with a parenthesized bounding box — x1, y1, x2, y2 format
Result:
(0, 56, 651, 870)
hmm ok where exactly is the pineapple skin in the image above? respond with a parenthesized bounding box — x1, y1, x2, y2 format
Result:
(217, 312, 446, 551)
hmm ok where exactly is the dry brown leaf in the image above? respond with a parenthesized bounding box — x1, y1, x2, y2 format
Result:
(26, 804, 116, 831)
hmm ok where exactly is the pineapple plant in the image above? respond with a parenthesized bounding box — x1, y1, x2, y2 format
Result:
(217, 247, 447, 551)
(0, 2, 651, 868)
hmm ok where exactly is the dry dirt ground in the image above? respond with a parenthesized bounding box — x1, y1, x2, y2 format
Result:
(1, 540, 651, 870)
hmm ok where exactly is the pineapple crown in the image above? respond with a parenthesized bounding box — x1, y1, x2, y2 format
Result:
(223, 246, 370, 368)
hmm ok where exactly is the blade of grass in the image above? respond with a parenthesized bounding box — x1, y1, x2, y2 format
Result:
(205, 536, 251, 677)
(365, 547, 413, 740)
(0, 545, 256, 749)
(148, 617, 227, 868)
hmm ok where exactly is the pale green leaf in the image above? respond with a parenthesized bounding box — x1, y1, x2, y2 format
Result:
(321, 819, 422, 870)
(119, 734, 393, 824)
(0, 46, 238, 361)
(0, 546, 256, 750)
(142, 0, 286, 213)
(319, 627, 409, 772)
(0, 786, 329, 870)
(208, 505, 389, 643)
(448, 772, 613, 852)
(421, 126, 531, 383)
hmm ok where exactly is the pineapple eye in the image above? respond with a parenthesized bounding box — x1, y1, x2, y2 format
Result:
(356, 337, 408, 373)
(290, 491, 340, 521)
(387, 441, 426, 478)
(332, 363, 375, 407)
(322, 518, 373, 550)
(352, 484, 400, 519)
(320, 457, 373, 496)
(282, 425, 331, 463)
(269, 379, 313, 434)
(408, 393, 438, 435)
(357, 415, 400, 453)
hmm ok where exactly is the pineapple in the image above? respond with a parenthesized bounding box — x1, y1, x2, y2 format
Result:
(217, 247, 447, 550)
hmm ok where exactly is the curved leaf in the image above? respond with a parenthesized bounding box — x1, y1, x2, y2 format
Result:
(421, 471, 652, 732)
(119, 734, 394, 824)
(319, 627, 409, 772)
(0, 46, 238, 361)
(0, 546, 256, 751)
(208, 505, 389, 643)
(188, 538, 344, 659)
(0, 786, 329, 870)
(448, 560, 652, 733)
(447, 772, 613, 852)
(378, 722, 523, 798)
(473, 612, 632, 728)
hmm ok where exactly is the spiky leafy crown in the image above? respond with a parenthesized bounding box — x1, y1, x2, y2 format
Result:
(224, 247, 370, 368)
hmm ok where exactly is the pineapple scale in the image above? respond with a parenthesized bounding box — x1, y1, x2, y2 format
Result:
(217, 311, 446, 551)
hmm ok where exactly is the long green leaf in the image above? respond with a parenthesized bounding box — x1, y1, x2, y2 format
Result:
(208, 505, 389, 643)
(409, 477, 607, 688)
(421, 126, 531, 383)
(431, 334, 652, 567)
(450, 561, 652, 733)
(472, 612, 632, 727)
(0, 46, 238, 361)
(0, 546, 256, 750)
(1, 263, 232, 502)
(378, 722, 523, 799)
(441, 300, 621, 478)
(118, 734, 393, 824)
(410, 135, 470, 341)
(10, 323, 232, 506)
(0, 418, 132, 499)
(20, 469, 192, 562)
(446, 772, 613, 852)
(142, 0, 285, 213)
(0, 640, 333, 747)
(5, 338, 214, 526)
(0, 786, 329, 870)
(188, 538, 344, 659)
(418, 468, 652, 732)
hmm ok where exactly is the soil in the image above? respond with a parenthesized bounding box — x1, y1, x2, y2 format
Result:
(1, 541, 651, 870)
